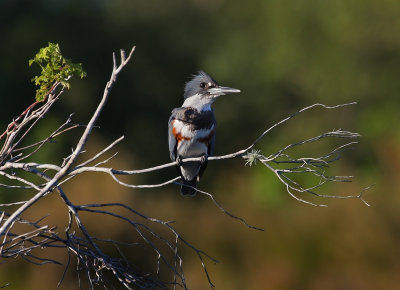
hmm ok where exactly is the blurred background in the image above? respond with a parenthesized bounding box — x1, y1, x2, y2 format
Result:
(1, 0, 400, 289)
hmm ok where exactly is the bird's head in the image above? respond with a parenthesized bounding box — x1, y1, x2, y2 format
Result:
(182, 71, 240, 110)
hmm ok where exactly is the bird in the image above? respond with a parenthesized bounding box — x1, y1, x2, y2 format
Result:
(168, 71, 240, 196)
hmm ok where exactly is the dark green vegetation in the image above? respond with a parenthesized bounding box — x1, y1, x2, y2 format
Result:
(1, 0, 399, 289)
(29, 42, 86, 101)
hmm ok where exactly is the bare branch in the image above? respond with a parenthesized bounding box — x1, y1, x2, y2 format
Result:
(0, 44, 367, 290)
(245, 102, 358, 151)
(0, 46, 136, 237)
(191, 185, 264, 231)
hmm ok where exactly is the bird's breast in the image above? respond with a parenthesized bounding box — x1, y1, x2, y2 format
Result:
(172, 119, 214, 142)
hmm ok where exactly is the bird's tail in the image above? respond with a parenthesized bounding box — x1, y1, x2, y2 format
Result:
(180, 178, 197, 196)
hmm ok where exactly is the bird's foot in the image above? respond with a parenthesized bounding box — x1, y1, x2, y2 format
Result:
(176, 155, 183, 166)
(200, 154, 208, 164)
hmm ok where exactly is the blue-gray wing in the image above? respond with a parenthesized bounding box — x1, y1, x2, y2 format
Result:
(198, 120, 216, 180)
(168, 110, 178, 161)
(208, 127, 216, 156)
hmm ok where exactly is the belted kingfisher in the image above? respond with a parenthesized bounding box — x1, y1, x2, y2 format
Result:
(168, 71, 240, 196)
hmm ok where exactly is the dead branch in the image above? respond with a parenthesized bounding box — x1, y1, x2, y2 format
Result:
(0, 45, 368, 289)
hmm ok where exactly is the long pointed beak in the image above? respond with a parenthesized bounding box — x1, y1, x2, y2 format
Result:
(207, 86, 241, 96)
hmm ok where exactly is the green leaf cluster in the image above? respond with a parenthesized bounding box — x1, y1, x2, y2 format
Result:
(29, 42, 86, 102)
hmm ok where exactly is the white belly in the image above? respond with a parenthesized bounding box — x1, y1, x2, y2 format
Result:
(178, 139, 208, 158)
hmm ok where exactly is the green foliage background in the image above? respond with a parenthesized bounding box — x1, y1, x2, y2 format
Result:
(1, 0, 400, 289)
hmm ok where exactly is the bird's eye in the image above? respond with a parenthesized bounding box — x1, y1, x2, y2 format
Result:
(200, 82, 207, 88)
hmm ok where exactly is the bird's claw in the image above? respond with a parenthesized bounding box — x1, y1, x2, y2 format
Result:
(200, 154, 208, 164)
(176, 155, 183, 166)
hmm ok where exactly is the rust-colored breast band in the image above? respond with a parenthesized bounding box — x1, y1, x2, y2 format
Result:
(172, 120, 191, 142)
